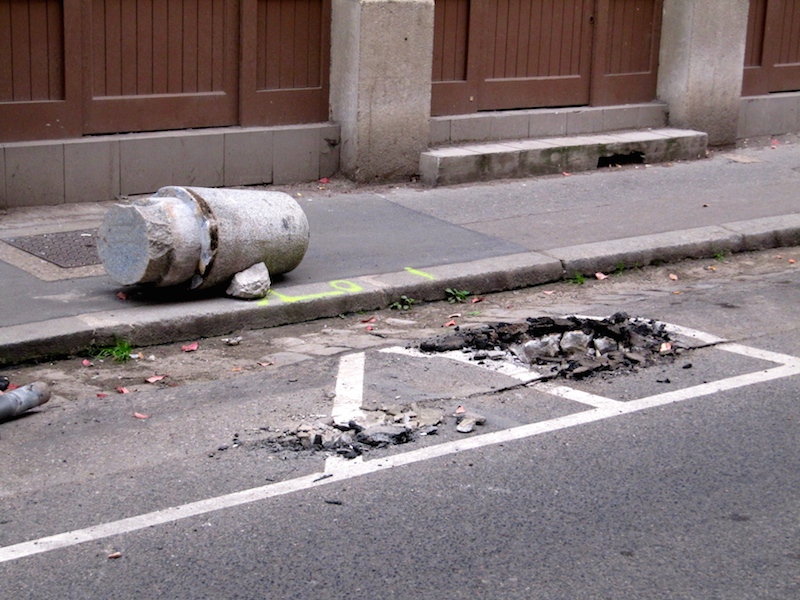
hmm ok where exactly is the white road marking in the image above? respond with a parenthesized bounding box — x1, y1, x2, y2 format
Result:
(380, 346, 545, 383)
(535, 382, 624, 410)
(2, 323, 799, 565)
(331, 352, 366, 425)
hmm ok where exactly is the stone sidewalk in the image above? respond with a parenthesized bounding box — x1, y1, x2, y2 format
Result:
(1, 140, 799, 365)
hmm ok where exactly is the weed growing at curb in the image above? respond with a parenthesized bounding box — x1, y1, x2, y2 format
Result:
(95, 338, 134, 363)
(569, 272, 586, 285)
(389, 295, 416, 310)
(445, 288, 470, 303)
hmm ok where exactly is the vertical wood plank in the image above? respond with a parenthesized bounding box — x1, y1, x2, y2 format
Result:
(196, 0, 213, 91)
(167, 0, 183, 93)
(0, 1, 12, 101)
(120, 0, 137, 95)
(46, 0, 64, 99)
(307, 0, 322, 87)
(10, 0, 32, 100)
(293, 0, 309, 87)
(152, 0, 168, 93)
(183, 0, 198, 92)
(136, 0, 153, 95)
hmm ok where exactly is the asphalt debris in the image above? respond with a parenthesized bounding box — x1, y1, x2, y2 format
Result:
(417, 312, 684, 380)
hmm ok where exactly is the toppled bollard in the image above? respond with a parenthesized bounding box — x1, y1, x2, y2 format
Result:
(97, 186, 309, 290)
(0, 382, 51, 422)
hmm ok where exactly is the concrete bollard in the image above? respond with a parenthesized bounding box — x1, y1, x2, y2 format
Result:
(97, 186, 309, 289)
(0, 382, 51, 422)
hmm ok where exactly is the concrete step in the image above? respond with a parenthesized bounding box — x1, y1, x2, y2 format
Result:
(419, 128, 708, 186)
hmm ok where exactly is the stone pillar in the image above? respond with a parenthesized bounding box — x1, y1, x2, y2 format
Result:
(658, 0, 750, 145)
(330, 0, 434, 181)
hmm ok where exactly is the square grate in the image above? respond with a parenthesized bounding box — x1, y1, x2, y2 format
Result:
(4, 229, 101, 269)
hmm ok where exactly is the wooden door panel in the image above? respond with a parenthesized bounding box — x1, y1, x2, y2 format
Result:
(82, 0, 239, 135)
(590, 0, 662, 105)
(239, 0, 330, 126)
(0, 0, 81, 142)
(744, 0, 800, 95)
(478, 0, 594, 110)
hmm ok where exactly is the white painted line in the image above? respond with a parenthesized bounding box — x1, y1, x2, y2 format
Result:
(5, 358, 797, 565)
(717, 342, 800, 367)
(331, 352, 366, 425)
(535, 382, 624, 410)
(3, 327, 800, 565)
(659, 322, 728, 345)
(381, 346, 545, 383)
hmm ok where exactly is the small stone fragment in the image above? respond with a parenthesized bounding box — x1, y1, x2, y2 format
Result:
(456, 417, 477, 433)
(226, 262, 271, 299)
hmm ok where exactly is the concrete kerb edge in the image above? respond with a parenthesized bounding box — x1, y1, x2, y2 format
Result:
(1, 219, 799, 365)
(545, 226, 747, 275)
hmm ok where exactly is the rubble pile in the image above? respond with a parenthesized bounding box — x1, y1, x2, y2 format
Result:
(418, 312, 682, 379)
(255, 403, 446, 458)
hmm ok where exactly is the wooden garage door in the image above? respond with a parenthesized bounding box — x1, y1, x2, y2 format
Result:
(432, 0, 662, 116)
(743, 0, 800, 95)
(0, 0, 330, 142)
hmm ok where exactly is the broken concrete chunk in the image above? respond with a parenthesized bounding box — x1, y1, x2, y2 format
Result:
(560, 330, 593, 355)
(518, 333, 562, 362)
(356, 424, 413, 446)
(593, 336, 619, 355)
(456, 417, 477, 433)
(226, 262, 271, 299)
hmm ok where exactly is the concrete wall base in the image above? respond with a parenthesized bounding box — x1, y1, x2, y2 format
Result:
(738, 92, 800, 139)
(0, 124, 340, 209)
(430, 103, 669, 146)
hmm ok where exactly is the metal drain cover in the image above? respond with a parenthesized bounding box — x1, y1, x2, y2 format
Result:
(4, 229, 101, 269)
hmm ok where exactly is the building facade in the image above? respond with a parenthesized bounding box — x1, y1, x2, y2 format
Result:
(1, 0, 798, 207)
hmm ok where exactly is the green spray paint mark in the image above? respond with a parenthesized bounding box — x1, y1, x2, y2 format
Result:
(258, 280, 363, 306)
(404, 267, 436, 280)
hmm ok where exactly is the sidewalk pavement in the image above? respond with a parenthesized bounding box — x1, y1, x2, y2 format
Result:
(1, 141, 799, 365)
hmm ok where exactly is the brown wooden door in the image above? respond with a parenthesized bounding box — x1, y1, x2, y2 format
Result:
(432, 0, 663, 116)
(239, 0, 330, 126)
(0, 0, 83, 141)
(743, 0, 800, 96)
(82, 0, 240, 135)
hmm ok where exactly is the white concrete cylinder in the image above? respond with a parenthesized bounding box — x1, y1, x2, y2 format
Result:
(98, 186, 309, 289)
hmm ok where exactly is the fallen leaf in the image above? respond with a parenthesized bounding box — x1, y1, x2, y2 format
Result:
(455, 405, 466, 414)
(182, 341, 199, 352)
(134, 412, 150, 419)
(471, 297, 484, 304)
(659, 342, 673, 353)
(97, 393, 108, 398)
(706, 265, 717, 271)
(790, 259, 797, 264)
(82, 358, 93, 367)
(771, 139, 779, 149)
(116, 386, 130, 394)
(775, 255, 783, 259)
(116, 291, 127, 301)
(673, 291, 681, 295)
(366, 325, 373, 331)
(319, 177, 330, 184)
(145, 375, 165, 383)
(595, 272, 608, 280)
(258, 360, 275, 367)
(361, 316, 376, 323)
(108, 552, 122, 559)
(231, 367, 243, 372)
(448, 313, 462, 319)
(444, 319, 457, 327)
(669, 273, 679, 281)
(562, 172, 572, 176)
(542, 290, 555, 295)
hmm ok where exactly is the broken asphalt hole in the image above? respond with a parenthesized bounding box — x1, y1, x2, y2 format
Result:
(597, 151, 644, 168)
(214, 313, 686, 460)
(417, 312, 683, 380)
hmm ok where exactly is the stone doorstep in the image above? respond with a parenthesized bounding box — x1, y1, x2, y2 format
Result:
(419, 128, 709, 187)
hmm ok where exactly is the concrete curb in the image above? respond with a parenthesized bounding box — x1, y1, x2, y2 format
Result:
(2, 216, 799, 365)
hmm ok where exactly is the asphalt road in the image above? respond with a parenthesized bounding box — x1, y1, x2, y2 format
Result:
(1, 260, 799, 599)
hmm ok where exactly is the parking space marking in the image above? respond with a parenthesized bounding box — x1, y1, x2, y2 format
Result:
(2, 322, 799, 565)
(331, 352, 366, 425)
(535, 383, 624, 410)
(381, 347, 545, 383)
